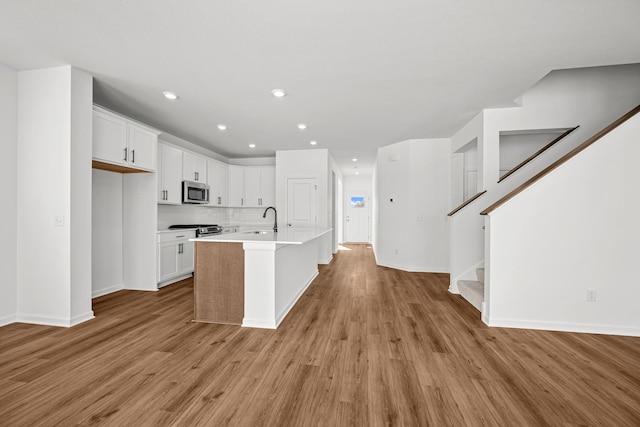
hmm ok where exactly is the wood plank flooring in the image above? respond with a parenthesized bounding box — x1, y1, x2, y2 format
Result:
(1, 244, 639, 426)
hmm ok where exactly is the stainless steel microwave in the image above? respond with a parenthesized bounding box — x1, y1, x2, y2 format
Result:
(182, 180, 209, 204)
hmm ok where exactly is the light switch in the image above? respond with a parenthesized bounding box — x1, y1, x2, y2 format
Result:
(54, 216, 64, 227)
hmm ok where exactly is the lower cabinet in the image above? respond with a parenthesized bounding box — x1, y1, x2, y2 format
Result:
(157, 230, 195, 287)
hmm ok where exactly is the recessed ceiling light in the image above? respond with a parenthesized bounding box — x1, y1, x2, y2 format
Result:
(217, 124, 227, 131)
(355, 171, 360, 175)
(271, 88, 287, 98)
(352, 158, 358, 162)
(249, 144, 256, 148)
(297, 123, 307, 130)
(162, 91, 179, 100)
(309, 140, 317, 145)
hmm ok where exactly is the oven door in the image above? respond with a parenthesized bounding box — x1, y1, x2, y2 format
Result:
(183, 181, 210, 204)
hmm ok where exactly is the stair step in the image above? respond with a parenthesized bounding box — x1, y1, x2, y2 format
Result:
(476, 268, 485, 285)
(458, 280, 484, 312)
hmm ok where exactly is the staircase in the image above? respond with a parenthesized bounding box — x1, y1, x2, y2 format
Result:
(458, 268, 484, 311)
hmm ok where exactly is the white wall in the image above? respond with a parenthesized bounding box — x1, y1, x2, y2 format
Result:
(375, 139, 450, 272)
(69, 67, 93, 321)
(499, 131, 563, 171)
(0, 63, 17, 325)
(485, 112, 640, 336)
(328, 153, 343, 253)
(275, 149, 333, 263)
(92, 169, 124, 297)
(17, 66, 94, 327)
(449, 64, 640, 290)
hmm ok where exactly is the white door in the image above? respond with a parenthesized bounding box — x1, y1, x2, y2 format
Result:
(287, 178, 317, 227)
(346, 193, 369, 243)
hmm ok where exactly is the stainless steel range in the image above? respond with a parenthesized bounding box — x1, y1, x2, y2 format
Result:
(168, 224, 222, 237)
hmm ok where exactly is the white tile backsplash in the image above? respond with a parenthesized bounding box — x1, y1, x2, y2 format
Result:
(157, 205, 275, 229)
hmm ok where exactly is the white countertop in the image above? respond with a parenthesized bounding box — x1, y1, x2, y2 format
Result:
(191, 227, 332, 245)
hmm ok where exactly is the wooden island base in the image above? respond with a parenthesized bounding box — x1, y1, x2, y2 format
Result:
(193, 242, 244, 324)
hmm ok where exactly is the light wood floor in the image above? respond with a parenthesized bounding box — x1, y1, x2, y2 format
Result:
(1, 245, 639, 426)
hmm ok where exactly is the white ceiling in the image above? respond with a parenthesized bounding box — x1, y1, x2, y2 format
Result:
(2, 1, 639, 175)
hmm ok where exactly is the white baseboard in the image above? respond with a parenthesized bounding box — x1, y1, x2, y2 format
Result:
(242, 318, 277, 329)
(0, 313, 17, 327)
(487, 317, 640, 337)
(17, 311, 94, 328)
(318, 255, 333, 265)
(92, 284, 124, 298)
(376, 261, 449, 274)
(69, 311, 95, 326)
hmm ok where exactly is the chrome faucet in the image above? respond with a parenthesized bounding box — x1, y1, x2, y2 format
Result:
(262, 206, 278, 233)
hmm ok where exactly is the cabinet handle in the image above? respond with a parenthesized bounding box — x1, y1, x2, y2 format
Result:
(164, 190, 168, 200)
(218, 196, 221, 205)
(176, 235, 185, 238)
(178, 243, 183, 254)
(123, 147, 128, 161)
(131, 149, 135, 163)
(241, 197, 244, 206)
(194, 171, 199, 181)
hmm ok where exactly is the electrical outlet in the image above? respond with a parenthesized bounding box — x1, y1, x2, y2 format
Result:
(54, 216, 65, 227)
(586, 289, 597, 302)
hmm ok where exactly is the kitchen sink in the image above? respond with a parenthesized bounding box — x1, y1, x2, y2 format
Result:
(244, 230, 274, 235)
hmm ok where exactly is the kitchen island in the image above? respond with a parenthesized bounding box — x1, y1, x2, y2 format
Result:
(191, 227, 332, 329)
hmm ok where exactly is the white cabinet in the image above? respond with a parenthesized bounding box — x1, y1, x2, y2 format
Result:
(93, 106, 159, 172)
(157, 230, 195, 286)
(228, 165, 245, 207)
(244, 166, 275, 207)
(157, 143, 183, 204)
(259, 166, 276, 207)
(183, 152, 207, 183)
(228, 165, 275, 207)
(207, 159, 229, 206)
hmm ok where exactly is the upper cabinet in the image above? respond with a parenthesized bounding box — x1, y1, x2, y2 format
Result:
(207, 160, 229, 206)
(228, 165, 245, 207)
(228, 165, 275, 207)
(92, 106, 159, 172)
(183, 152, 207, 183)
(157, 143, 183, 205)
(244, 166, 275, 207)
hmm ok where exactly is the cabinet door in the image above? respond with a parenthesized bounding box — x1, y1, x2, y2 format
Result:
(158, 242, 179, 282)
(178, 240, 194, 274)
(228, 165, 245, 206)
(207, 160, 229, 206)
(183, 152, 207, 182)
(158, 144, 183, 204)
(128, 124, 157, 171)
(244, 167, 261, 207)
(93, 109, 127, 166)
(260, 166, 276, 207)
